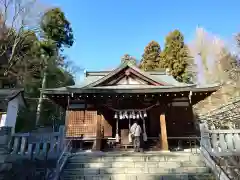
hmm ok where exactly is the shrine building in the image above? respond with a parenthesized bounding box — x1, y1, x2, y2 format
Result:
(42, 61, 219, 151)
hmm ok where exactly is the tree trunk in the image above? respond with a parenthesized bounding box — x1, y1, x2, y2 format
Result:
(35, 67, 47, 127)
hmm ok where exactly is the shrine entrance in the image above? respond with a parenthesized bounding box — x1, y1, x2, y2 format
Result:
(113, 110, 149, 149)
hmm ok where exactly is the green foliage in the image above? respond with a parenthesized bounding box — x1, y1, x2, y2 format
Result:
(15, 107, 36, 132)
(32, 7, 75, 127)
(41, 7, 74, 49)
(121, 54, 137, 65)
(47, 67, 75, 88)
(0, 29, 40, 86)
(159, 30, 192, 82)
(13, 8, 76, 131)
(140, 41, 161, 71)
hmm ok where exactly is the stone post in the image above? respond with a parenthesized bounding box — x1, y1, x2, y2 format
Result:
(58, 126, 65, 153)
(20, 136, 27, 155)
(199, 122, 212, 150)
(42, 142, 48, 156)
(12, 137, 20, 154)
(34, 143, 40, 156)
(27, 144, 33, 159)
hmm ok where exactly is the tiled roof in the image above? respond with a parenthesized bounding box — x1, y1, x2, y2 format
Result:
(0, 88, 24, 101)
(42, 61, 219, 94)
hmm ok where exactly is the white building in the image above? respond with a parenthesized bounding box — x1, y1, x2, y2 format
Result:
(0, 89, 25, 144)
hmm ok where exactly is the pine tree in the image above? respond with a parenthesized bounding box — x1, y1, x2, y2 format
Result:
(159, 30, 192, 82)
(140, 41, 161, 71)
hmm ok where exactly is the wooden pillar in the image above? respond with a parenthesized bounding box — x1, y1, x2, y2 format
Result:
(160, 113, 169, 151)
(94, 114, 102, 151)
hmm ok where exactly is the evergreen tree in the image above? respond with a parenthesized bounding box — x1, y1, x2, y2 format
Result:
(140, 41, 161, 71)
(35, 7, 75, 126)
(121, 54, 137, 65)
(159, 30, 192, 82)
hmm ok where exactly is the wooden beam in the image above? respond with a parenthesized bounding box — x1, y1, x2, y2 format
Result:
(160, 113, 169, 151)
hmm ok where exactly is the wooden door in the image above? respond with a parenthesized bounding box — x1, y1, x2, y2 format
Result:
(119, 119, 130, 145)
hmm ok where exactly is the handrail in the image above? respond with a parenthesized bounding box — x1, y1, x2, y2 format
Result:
(53, 140, 72, 180)
(197, 137, 232, 180)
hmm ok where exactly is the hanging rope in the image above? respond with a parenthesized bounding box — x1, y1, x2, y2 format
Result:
(142, 117, 147, 141)
(102, 102, 159, 112)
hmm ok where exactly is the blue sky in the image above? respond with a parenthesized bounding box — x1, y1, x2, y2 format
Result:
(44, 0, 239, 81)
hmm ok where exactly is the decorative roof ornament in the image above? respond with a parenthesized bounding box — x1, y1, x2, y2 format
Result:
(166, 68, 171, 75)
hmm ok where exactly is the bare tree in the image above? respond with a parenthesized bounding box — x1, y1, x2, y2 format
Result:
(0, 0, 46, 75)
(192, 28, 240, 129)
(189, 27, 232, 85)
(63, 57, 83, 81)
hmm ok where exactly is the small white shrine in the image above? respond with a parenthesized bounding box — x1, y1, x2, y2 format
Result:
(0, 89, 25, 141)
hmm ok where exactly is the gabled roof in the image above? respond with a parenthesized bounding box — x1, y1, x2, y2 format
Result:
(42, 61, 220, 94)
(0, 88, 26, 107)
(0, 88, 23, 101)
(83, 61, 189, 87)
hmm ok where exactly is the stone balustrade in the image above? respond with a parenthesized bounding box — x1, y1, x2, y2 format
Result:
(7, 126, 65, 160)
(200, 123, 240, 156)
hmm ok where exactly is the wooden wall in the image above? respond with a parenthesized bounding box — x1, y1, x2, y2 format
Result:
(65, 102, 197, 139)
(100, 108, 113, 137)
(166, 105, 196, 137)
(148, 106, 161, 137)
(65, 108, 114, 138)
(66, 109, 98, 138)
(148, 104, 196, 138)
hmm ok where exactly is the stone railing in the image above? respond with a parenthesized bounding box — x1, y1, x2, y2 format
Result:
(200, 123, 240, 156)
(7, 126, 65, 160)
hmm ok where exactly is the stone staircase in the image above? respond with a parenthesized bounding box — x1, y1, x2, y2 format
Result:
(0, 144, 10, 180)
(0, 144, 8, 163)
(61, 151, 216, 180)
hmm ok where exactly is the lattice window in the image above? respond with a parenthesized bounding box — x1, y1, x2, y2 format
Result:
(66, 110, 97, 137)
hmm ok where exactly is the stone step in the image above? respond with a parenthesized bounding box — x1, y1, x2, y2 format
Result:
(67, 153, 203, 163)
(62, 153, 215, 179)
(63, 166, 210, 175)
(65, 160, 206, 169)
(62, 173, 215, 180)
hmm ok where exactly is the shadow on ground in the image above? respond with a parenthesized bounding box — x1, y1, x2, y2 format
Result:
(1, 158, 56, 180)
(58, 152, 216, 180)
